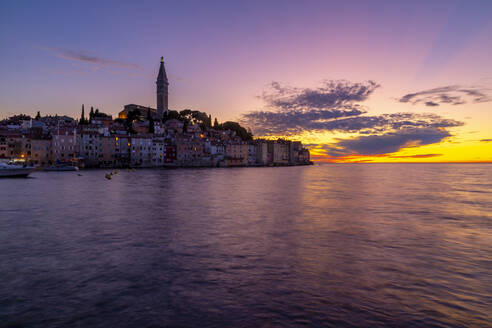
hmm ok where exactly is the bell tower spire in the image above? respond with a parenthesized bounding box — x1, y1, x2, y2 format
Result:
(156, 57, 169, 119)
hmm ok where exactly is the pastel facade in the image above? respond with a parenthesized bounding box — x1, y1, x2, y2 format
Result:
(130, 135, 153, 167)
(52, 129, 76, 164)
(30, 138, 51, 165)
(225, 142, 248, 166)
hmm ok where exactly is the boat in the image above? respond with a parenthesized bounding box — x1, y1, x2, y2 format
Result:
(44, 165, 79, 172)
(0, 161, 36, 177)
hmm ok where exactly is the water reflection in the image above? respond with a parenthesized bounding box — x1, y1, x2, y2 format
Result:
(0, 164, 491, 327)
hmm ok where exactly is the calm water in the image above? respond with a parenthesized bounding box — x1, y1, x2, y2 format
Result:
(0, 164, 491, 327)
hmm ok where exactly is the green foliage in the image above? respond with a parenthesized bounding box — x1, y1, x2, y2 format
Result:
(79, 104, 88, 125)
(162, 110, 182, 122)
(179, 109, 211, 129)
(126, 108, 142, 122)
(221, 121, 253, 141)
(93, 109, 110, 118)
(123, 108, 142, 134)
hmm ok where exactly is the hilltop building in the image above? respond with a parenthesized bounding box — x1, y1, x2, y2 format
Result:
(118, 57, 169, 120)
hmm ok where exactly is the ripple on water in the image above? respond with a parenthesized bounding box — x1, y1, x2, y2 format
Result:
(0, 164, 491, 327)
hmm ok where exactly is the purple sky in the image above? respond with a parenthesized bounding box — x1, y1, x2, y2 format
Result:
(1, 0, 491, 161)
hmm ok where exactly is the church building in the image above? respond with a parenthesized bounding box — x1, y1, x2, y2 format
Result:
(118, 57, 169, 120)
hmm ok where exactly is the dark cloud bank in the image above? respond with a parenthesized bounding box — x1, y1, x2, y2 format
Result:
(242, 80, 464, 157)
(398, 85, 491, 107)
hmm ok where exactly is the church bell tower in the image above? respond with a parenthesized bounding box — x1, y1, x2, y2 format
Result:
(156, 56, 169, 119)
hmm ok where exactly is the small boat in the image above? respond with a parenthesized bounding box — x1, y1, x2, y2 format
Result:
(0, 162, 36, 178)
(44, 165, 79, 172)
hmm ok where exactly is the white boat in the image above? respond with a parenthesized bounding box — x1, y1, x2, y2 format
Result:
(44, 165, 79, 172)
(0, 162, 36, 177)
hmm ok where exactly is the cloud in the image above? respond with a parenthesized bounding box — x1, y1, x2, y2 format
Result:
(260, 80, 379, 110)
(398, 85, 491, 107)
(480, 139, 492, 142)
(242, 80, 383, 135)
(243, 110, 463, 136)
(326, 128, 452, 156)
(425, 101, 439, 107)
(242, 79, 464, 158)
(241, 107, 366, 135)
(243, 80, 463, 136)
(388, 154, 443, 159)
(45, 47, 141, 69)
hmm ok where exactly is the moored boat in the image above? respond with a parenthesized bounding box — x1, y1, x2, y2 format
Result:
(0, 162, 36, 177)
(44, 165, 79, 171)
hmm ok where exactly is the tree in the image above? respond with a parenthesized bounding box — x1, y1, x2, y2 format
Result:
(79, 104, 87, 125)
(147, 109, 154, 133)
(222, 121, 253, 141)
(35, 111, 41, 120)
(124, 108, 141, 134)
(213, 118, 219, 129)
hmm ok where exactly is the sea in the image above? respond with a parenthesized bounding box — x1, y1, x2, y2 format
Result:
(0, 164, 491, 327)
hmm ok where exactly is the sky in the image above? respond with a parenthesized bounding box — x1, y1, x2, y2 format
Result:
(1, 0, 491, 162)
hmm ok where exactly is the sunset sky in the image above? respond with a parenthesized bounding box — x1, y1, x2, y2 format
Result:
(1, 0, 491, 162)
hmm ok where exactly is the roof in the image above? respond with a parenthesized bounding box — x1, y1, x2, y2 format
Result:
(157, 58, 168, 83)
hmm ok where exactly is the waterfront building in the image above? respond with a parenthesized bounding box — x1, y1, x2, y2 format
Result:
(99, 135, 116, 167)
(76, 130, 102, 167)
(176, 134, 204, 166)
(225, 142, 248, 166)
(30, 137, 51, 165)
(210, 141, 225, 167)
(113, 134, 131, 167)
(289, 141, 302, 164)
(0, 136, 8, 159)
(151, 137, 166, 167)
(247, 143, 257, 166)
(256, 141, 268, 165)
(130, 135, 153, 167)
(51, 129, 76, 164)
(299, 148, 310, 163)
(0, 133, 22, 159)
(164, 144, 177, 165)
(272, 140, 290, 165)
